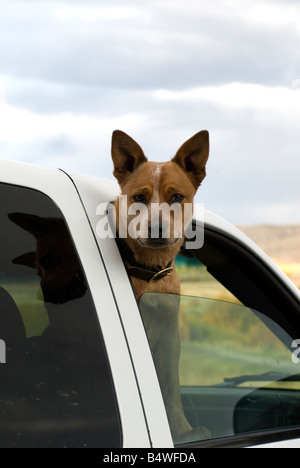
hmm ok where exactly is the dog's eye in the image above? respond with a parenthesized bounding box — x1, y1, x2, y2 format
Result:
(133, 194, 147, 204)
(170, 194, 184, 204)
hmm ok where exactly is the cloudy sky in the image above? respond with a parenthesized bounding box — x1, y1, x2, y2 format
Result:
(0, 0, 300, 225)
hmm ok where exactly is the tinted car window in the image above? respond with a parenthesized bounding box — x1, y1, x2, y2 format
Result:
(140, 290, 300, 446)
(177, 294, 300, 439)
(138, 230, 300, 447)
(0, 183, 121, 448)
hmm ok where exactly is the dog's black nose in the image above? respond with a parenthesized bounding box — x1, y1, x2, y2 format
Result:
(148, 221, 168, 239)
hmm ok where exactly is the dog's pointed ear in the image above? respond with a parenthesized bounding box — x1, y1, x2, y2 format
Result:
(12, 252, 37, 269)
(172, 130, 209, 188)
(111, 130, 148, 185)
(8, 213, 51, 239)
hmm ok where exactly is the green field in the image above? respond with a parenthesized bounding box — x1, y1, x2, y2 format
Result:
(175, 260, 298, 387)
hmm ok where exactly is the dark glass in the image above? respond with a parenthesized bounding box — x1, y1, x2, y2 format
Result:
(0, 183, 121, 448)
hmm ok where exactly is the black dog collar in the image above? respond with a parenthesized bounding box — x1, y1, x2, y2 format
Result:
(116, 236, 174, 283)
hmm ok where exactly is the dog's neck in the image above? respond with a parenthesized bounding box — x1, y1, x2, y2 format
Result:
(116, 235, 174, 283)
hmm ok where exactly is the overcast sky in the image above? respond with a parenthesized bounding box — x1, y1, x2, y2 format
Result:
(0, 0, 300, 225)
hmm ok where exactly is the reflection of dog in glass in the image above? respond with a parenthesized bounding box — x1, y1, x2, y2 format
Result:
(8, 213, 86, 305)
(8, 212, 96, 352)
(112, 130, 211, 442)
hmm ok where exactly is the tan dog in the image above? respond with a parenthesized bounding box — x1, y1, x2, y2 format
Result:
(111, 130, 210, 442)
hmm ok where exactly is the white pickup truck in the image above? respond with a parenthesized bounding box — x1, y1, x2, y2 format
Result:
(1, 158, 300, 449)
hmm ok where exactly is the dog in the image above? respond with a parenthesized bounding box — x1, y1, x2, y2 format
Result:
(111, 130, 210, 443)
(8, 214, 87, 305)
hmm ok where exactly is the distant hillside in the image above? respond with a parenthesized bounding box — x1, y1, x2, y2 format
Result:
(238, 225, 300, 288)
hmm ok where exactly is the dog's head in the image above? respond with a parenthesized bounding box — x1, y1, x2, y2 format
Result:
(8, 213, 87, 304)
(111, 130, 209, 254)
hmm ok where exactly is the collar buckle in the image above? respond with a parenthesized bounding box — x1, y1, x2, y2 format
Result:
(149, 267, 174, 283)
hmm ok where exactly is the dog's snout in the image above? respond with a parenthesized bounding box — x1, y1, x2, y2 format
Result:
(148, 221, 168, 239)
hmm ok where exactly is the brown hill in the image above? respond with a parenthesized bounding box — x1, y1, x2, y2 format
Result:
(238, 225, 300, 288)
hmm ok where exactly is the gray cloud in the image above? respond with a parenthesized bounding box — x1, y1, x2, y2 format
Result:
(0, 0, 300, 225)
(1, 0, 299, 90)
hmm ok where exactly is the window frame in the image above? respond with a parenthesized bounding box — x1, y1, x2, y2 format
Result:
(0, 163, 157, 448)
(182, 427, 300, 448)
